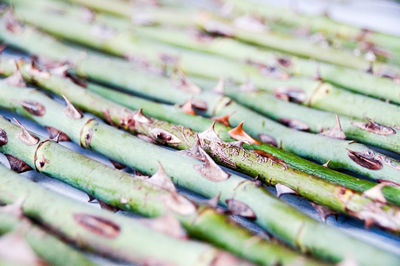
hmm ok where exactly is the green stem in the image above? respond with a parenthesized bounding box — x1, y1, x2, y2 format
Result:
(0, 94, 305, 266)
(0, 163, 236, 266)
(0, 209, 93, 266)
(89, 82, 400, 207)
(9, 6, 400, 129)
(0, 81, 398, 265)
(6, 59, 400, 233)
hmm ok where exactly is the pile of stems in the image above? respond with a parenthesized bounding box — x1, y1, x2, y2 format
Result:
(224, 0, 400, 56)
(9, 5, 400, 129)
(0, 82, 398, 265)
(0, 100, 313, 266)
(12, 0, 400, 105)
(133, 26, 400, 105)
(4, 59, 400, 233)
(191, 76, 400, 153)
(0, 209, 93, 265)
(87, 82, 400, 206)
(0, 163, 244, 266)
(1, 17, 400, 187)
(50, 0, 400, 72)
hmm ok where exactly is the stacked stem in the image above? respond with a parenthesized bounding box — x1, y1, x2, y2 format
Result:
(0, 162, 237, 266)
(0, 78, 398, 265)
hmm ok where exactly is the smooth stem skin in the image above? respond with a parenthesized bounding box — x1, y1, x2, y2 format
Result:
(10, 7, 400, 128)
(0, 164, 241, 266)
(225, 0, 400, 54)
(0, 213, 91, 266)
(89, 84, 400, 207)
(1, 21, 400, 186)
(0, 90, 311, 266)
(0, 86, 398, 266)
(134, 26, 400, 105)
(0, 210, 93, 266)
(5, 62, 400, 234)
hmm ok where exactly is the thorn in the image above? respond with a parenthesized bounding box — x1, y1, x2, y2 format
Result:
(311, 203, 337, 222)
(323, 160, 331, 168)
(212, 113, 232, 127)
(226, 198, 256, 219)
(362, 182, 391, 204)
(313, 64, 322, 80)
(45, 127, 70, 143)
(173, 68, 202, 94)
(180, 135, 204, 161)
(141, 213, 187, 239)
(87, 194, 96, 202)
(320, 115, 346, 140)
(207, 192, 221, 208)
(0, 198, 25, 218)
(275, 183, 297, 198)
(98, 200, 119, 212)
(213, 78, 225, 94)
(228, 121, 261, 145)
(364, 218, 375, 229)
(3, 69, 26, 87)
(62, 95, 82, 119)
(181, 99, 196, 115)
(12, 118, 39, 146)
(133, 109, 152, 124)
(198, 122, 222, 143)
(5, 154, 32, 173)
(110, 159, 126, 170)
(194, 147, 230, 182)
(147, 162, 176, 193)
(239, 79, 257, 92)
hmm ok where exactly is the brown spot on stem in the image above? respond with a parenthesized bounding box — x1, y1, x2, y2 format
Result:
(45, 126, 70, 142)
(246, 60, 289, 79)
(277, 57, 291, 68)
(274, 87, 306, 104)
(191, 99, 208, 111)
(347, 149, 383, 170)
(19, 100, 46, 116)
(103, 109, 115, 127)
(150, 128, 181, 145)
(320, 115, 346, 139)
(0, 129, 7, 146)
(181, 99, 197, 115)
(257, 134, 277, 147)
(279, 118, 310, 131)
(212, 113, 231, 127)
(73, 213, 120, 238)
(228, 122, 261, 145)
(352, 118, 396, 136)
(84, 128, 93, 147)
(62, 95, 82, 119)
(226, 199, 256, 219)
(5, 154, 32, 173)
(13, 118, 39, 146)
(194, 147, 230, 182)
